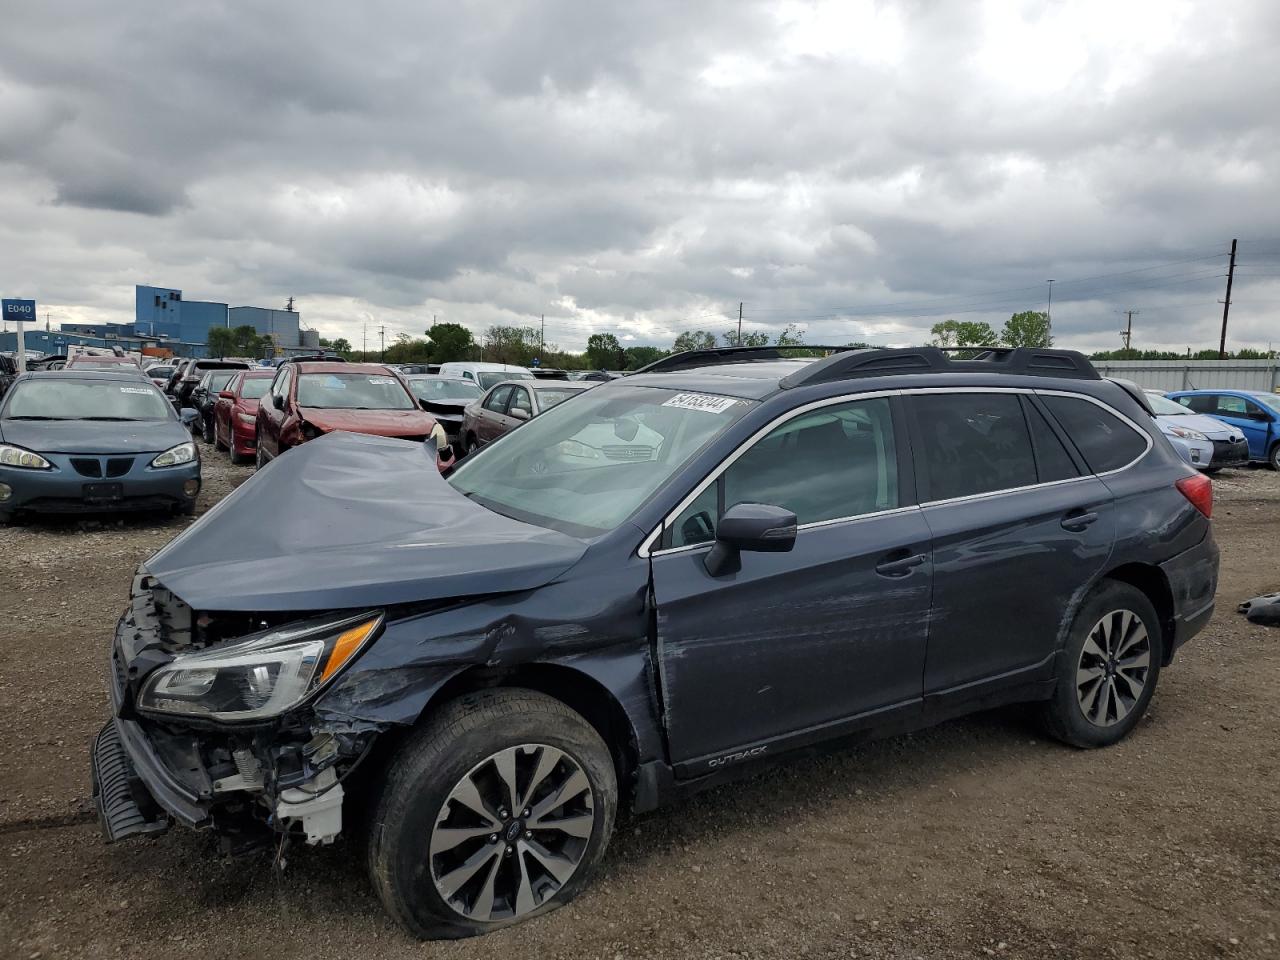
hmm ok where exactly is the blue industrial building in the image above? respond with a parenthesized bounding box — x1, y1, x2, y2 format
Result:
(2, 285, 311, 359)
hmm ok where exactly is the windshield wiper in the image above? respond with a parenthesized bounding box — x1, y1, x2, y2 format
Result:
(81, 416, 141, 421)
(4, 415, 71, 420)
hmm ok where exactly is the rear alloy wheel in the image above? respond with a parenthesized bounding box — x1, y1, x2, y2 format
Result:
(368, 689, 616, 939)
(1269, 442, 1280, 471)
(1041, 581, 1162, 748)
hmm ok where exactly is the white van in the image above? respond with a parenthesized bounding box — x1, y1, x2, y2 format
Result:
(437, 361, 536, 391)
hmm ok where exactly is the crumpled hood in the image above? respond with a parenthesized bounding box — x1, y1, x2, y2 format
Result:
(0, 418, 189, 455)
(145, 430, 587, 612)
(301, 407, 437, 437)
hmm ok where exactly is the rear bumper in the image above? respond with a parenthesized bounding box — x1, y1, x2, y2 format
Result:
(1159, 530, 1220, 660)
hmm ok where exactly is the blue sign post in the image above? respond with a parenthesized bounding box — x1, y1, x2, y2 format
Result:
(2, 299, 36, 374)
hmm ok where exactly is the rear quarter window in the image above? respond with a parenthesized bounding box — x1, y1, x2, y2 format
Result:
(1041, 395, 1148, 474)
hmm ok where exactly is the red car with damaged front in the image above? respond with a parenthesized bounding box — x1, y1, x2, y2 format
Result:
(212, 369, 275, 465)
(255, 361, 454, 471)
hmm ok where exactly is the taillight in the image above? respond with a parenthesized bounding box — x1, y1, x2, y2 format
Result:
(1176, 473, 1213, 518)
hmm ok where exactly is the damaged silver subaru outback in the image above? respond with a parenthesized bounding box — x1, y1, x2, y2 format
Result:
(93, 347, 1219, 939)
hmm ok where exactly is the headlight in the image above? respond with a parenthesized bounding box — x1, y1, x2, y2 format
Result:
(1167, 425, 1208, 442)
(0, 444, 52, 470)
(151, 442, 197, 468)
(237, 413, 257, 425)
(137, 613, 382, 722)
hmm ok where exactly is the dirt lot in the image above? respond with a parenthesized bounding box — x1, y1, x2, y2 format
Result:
(2, 460, 1279, 959)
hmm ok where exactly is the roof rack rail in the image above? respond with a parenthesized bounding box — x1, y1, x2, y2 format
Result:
(778, 346, 1100, 388)
(635, 345, 859, 374)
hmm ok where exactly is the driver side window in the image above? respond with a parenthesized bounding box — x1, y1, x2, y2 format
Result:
(669, 397, 899, 548)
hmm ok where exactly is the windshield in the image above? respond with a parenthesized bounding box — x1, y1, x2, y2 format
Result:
(449, 384, 755, 535)
(532, 387, 582, 409)
(1146, 393, 1191, 416)
(477, 370, 533, 390)
(239, 377, 272, 400)
(296, 372, 415, 410)
(206, 372, 238, 392)
(410, 378, 483, 401)
(3, 378, 172, 420)
(146, 366, 174, 378)
(1250, 392, 1280, 411)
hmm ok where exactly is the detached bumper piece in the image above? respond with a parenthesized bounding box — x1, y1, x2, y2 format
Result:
(1210, 438, 1250, 468)
(92, 720, 169, 842)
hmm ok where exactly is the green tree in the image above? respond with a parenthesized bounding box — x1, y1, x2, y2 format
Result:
(931, 319, 999, 348)
(775, 324, 806, 347)
(722, 329, 770, 347)
(328, 337, 352, 355)
(622, 345, 668, 369)
(425, 322, 476, 363)
(673, 330, 717, 352)
(1000, 311, 1053, 348)
(206, 326, 236, 357)
(484, 325, 541, 365)
(386, 333, 432, 364)
(586, 332, 623, 369)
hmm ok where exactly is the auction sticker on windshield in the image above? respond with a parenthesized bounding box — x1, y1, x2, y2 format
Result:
(369, 377, 396, 385)
(662, 392, 738, 414)
(120, 387, 152, 395)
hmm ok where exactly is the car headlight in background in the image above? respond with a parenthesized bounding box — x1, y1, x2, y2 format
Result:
(137, 613, 383, 722)
(0, 444, 52, 469)
(151, 442, 197, 468)
(1167, 425, 1208, 442)
(237, 413, 256, 425)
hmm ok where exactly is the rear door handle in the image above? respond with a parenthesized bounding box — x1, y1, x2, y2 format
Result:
(875, 551, 927, 577)
(1061, 510, 1099, 532)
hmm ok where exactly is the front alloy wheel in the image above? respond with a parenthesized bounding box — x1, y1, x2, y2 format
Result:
(430, 744, 594, 922)
(1075, 609, 1151, 727)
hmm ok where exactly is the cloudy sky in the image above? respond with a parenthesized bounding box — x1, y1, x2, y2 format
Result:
(1, 0, 1278, 354)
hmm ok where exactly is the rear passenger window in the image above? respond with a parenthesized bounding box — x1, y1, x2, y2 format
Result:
(668, 397, 898, 547)
(1041, 396, 1147, 473)
(1024, 400, 1080, 483)
(910, 393, 1037, 501)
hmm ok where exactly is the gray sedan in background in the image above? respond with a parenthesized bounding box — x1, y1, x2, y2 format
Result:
(0, 371, 201, 522)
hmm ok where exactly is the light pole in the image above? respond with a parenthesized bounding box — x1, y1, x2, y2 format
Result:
(1046, 279, 1055, 326)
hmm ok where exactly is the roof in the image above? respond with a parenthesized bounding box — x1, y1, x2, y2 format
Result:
(623, 360, 816, 400)
(291, 362, 393, 375)
(530, 380, 591, 391)
(13, 370, 160, 383)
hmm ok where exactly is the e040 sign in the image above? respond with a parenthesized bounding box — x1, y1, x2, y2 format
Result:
(2, 299, 36, 321)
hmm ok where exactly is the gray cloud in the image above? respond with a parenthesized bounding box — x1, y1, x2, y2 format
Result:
(0, 0, 1277, 354)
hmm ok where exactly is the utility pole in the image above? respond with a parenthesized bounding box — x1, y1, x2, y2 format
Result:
(737, 302, 744, 346)
(362, 323, 367, 357)
(1120, 309, 1138, 351)
(540, 314, 545, 356)
(1219, 238, 1238, 359)
(1045, 280, 1055, 336)
(379, 324, 386, 362)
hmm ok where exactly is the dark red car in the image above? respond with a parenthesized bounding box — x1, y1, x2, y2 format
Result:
(212, 369, 275, 464)
(255, 361, 453, 470)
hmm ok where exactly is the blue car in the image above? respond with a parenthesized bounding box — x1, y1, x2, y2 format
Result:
(0, 371, 201, 522)
(1166, 389, 1280, 470)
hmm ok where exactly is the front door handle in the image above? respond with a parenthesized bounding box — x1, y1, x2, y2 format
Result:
(875, 551, 927, 577)
(1061, 510, 1099, 532)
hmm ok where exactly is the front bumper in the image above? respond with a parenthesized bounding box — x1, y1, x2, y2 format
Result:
(1209, 437, 1249, 468)
(0, 455, 200, 516)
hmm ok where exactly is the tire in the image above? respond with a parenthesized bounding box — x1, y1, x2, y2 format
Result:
(255, 446, 267, 469)
(201, 414, 214, 445)
(229, 444, 246, 465)
(464, 432, 478, 456)
(367, 689, 617, 940)
(214, 422, 227, 452)
(1041, 581, 1163, 748)
(1269, 442, 1280, 471)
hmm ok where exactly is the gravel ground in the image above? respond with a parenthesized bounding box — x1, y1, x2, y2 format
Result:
(1, 459, 1278, 959)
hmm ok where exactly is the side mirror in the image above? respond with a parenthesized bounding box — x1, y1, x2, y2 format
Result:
(273, 394, 284, 410)
(218, 390, 235, 400)
(509, 407, 530, 421)
(704, 503, 797, 576)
